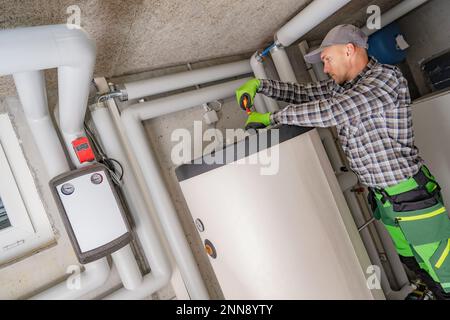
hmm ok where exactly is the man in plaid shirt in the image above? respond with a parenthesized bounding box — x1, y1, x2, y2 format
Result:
(236, 24, 450, 299)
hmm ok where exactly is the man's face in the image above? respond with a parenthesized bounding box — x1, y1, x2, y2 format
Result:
(320, 44, 350, 85)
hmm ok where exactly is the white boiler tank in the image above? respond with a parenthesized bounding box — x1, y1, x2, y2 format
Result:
(412, 89, 450, 208)
(176, 126, 379, 299)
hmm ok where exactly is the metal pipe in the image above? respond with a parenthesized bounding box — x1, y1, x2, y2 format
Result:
(261, 43, 276, 57)
(358, 217, 375, 232)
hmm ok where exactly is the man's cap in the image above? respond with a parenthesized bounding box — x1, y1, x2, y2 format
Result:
(303, 24, 368, 64)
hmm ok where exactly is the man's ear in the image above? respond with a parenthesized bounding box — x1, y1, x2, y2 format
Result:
(346, 43, 356, 57)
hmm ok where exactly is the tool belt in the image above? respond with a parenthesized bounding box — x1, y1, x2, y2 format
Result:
(369, 166, 442, 212)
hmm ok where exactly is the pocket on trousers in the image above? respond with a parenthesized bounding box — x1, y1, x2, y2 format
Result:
(430, 239, 450, 292)
(396, 202, 450, 246)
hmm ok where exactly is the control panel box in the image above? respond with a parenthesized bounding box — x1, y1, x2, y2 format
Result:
(50, 164, 131, 264)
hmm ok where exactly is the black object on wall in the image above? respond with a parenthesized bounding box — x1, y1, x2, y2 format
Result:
(421, 49, 450, 92)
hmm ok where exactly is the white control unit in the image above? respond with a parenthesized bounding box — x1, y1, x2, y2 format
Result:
(50, 164, 131, 263)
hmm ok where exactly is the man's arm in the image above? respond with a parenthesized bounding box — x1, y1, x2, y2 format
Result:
(258, 78, 334, 104)
(270, 73, 399, 128)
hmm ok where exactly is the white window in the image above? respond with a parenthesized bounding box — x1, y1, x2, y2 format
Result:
(0, 114, 54, 266)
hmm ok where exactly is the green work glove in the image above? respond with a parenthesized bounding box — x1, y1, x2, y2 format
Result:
(236, 78, 261, 108)
(245, 112, 271, 130)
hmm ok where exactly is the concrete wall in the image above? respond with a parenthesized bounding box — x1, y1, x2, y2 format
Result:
(398, 0, 450, 97)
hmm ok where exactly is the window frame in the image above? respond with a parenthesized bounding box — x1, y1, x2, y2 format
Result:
(0, 114, 54, 266)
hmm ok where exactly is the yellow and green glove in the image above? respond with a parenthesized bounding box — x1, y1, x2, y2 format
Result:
(235, 78, 261, 108)
(245, 111, 272, 130)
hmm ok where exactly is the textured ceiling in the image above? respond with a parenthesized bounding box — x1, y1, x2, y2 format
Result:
(0, 0, 406, 96)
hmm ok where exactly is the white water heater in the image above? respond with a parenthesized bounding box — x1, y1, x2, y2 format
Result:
(176, 126, 379, 299)
(412, 89, 450, 208)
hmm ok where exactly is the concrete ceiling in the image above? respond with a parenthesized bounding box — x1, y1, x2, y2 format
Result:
(0, 0, 404, 96)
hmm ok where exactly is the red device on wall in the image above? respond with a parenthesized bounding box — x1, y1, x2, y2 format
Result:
(72, 137, 95, 164)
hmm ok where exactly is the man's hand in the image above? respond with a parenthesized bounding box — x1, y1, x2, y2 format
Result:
(245, 111, 271, 130)
(236, 78, 261, 108)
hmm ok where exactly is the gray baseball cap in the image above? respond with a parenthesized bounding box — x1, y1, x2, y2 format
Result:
(303, 24, 368, 64)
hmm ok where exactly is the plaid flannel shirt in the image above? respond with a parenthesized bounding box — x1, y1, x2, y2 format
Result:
(258, 57, 423, 188)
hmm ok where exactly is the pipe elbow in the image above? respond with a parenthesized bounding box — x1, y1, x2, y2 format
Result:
(54, 25, 96, 69)
(82, 259, 111, 290)
(120, 108, 137, 124)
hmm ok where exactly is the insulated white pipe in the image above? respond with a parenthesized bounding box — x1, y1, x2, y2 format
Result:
(337, 171, 358, 193)
(0, 25, 112, 299)
(250, 53, 279, 112)
(337, 172, 413, 299)
(0, 24, 96, 167)
(120, 78, 250, 299)
(276, 0, 351, 47)
(343, 189, 413, 299)
(253, 94, 267, 113)
(91, 105, 174, 299)
(373, 220, 411, 289)
(129, 78, 251, 119)
(0, 25, 144, 299)
(361, 0, 429, 36)
(337, 173, 412, 299)
(58, 66, 95, 166)
(329, 138, 411, 298)
(124, 60, 252, 101)
(110, 247, 143, 291)
(269, 46, 297, 83)
(0, 25, 91, 75)
(0, 24, 91, 167)
(119, 116, 204, 299)
(31, 259, 110, 300)
(342, 189, 396, 299)
(268, 0, 351, 86)
(12, 71, 68, 177)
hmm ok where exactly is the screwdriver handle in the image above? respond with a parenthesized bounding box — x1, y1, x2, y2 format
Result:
(240, 93, 252, 114)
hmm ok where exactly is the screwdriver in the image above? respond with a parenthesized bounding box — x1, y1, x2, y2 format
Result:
(240, 93, 252, 115)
